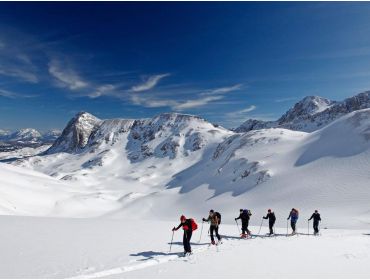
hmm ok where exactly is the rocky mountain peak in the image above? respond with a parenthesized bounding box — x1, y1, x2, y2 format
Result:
(278, 96, 334, 124)
(46, 112, 101, 154)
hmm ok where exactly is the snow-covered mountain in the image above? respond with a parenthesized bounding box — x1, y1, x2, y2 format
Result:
(234, 119, 276, 133)
(7, 128, 43, 143)
(46, 111, 231, 157)
(46, 112, 102, 154)
(42, 129, 63, 143)
(0, 128, 61, 152)
(236, 91, 370, 132)
(2, 110, 370, 279)
(16, 112, 232, 182)
(5, 108, 370, 229)
(0, 129, 11, 138)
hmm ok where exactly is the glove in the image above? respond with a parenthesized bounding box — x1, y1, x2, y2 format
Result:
(172, 227, 176, 231)
(202, 218, 206, 222)
(287, 218, 289, 220)
(235, 218, 237, 221)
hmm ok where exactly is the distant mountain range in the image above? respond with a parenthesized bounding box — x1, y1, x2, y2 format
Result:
(235, 91, 370, 132)
(0, 129, 61, 151)
(2, 91, 370, 152)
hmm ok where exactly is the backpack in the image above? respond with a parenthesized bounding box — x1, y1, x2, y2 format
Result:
(215, 212, 222, 225)
(270, 212, 276, 221)
(293, 209, 299, 217)
(291, 209, 299, 219)
(190, 218, 198, 231)
(243, 209, 252, 216)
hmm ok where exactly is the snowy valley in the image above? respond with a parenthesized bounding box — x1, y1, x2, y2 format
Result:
(1, 92, 370, 278)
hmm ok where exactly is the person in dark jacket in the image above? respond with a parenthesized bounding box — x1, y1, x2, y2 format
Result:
(308, 210, 321, 235)
(287, 208, 299, 234)
(263, 209, 276, 235)
(173, 215, 193, 255)
(202, 210, 221, 245)
(235, 209, 251, 238)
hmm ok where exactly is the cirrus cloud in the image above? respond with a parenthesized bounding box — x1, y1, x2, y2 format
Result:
(48, 59, 89, 90)
(131, 73, 170, 92)
(130, 83, 243, 111)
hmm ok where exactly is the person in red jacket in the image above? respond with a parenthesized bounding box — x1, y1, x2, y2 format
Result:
(172, 215, 193, 255)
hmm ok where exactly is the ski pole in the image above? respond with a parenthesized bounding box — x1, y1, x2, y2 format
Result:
(169, 230, 175, 253)
(198, 221, 204, 243)
(258, 218, 264, 235)
(286, 219, 289, 237)
(235, 219, 241, 235)
(307, 220, 310, 235)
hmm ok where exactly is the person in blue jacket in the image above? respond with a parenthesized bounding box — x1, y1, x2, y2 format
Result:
(287, 208, 299, 234)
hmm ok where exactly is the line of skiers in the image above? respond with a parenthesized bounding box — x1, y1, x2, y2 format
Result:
(172, 209, 321, 256)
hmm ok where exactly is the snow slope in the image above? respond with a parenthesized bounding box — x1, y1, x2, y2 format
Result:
(3, 109, 370, 229)
(0, 162, 123, 217)
(0, 216, 369, 278)
(1, 107, 370, 278)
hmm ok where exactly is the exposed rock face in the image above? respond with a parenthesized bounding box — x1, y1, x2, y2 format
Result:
(47, 112, 101, 153)
(46, 112, 230, 162)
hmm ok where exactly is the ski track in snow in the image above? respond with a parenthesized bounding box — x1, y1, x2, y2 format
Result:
(71, 234, 300, 279)
(70, 244, 210, 279)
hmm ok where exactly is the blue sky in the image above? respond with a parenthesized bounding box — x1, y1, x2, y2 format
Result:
(2, 2, 370, 131)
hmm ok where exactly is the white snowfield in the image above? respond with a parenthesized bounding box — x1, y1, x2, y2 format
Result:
(0, 108, 370, 278)
(3, 109, 370, 228)
(0, 216, 369, 278)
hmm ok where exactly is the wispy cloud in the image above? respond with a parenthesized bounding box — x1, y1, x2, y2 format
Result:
(173, 96, 224, 110)
(131, 95, 177, 108)
(1, 29, 244, 114)
(130, 83, 243, 111)
(225, 105, 257, 118)
(48, 59, 89, 90)
(238, 105, 257, 113)
(0, 89, 37, 99)
(174, 84, 243, 110)
(0, 40, 39, 84)
(88, 84, 117, 98)
(222, 105, 257, 128)
(201, 84, 243, 96)
(131, 73, 170, 92)
(0, 68, 38, 83)
(0, 89, 17, 98)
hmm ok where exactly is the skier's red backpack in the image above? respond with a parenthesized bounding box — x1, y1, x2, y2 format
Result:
(190, 218, 198, 231)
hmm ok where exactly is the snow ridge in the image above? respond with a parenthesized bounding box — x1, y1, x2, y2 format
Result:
(236, 91, 370, 133)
